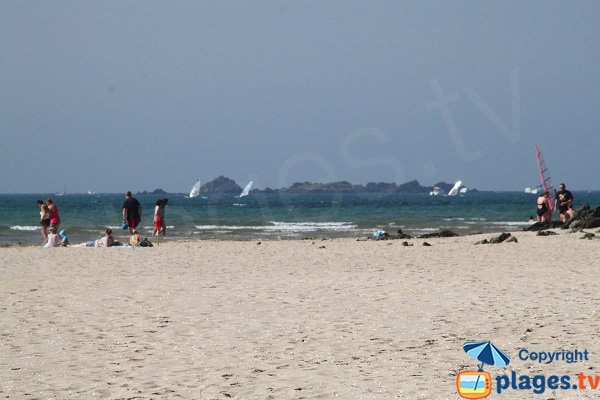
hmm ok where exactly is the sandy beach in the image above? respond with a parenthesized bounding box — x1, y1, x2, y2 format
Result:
(1, 230, 599, 399)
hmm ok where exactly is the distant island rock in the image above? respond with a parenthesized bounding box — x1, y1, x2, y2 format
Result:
(137, 188, 168, 195)
(261, 178, 474, 194)
(184, 176, 475, 194)
(279, 181, 364, 193)
(200, 176, 243, 194)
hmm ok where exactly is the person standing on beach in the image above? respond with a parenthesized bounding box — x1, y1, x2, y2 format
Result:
(536, 191, 550, 223)
(37, 200, 51, 243)
(556, 183, 574, 222)
(122, 191, 142, 235)
(152, 198, 167, 243)
(46, 198, 61, 232)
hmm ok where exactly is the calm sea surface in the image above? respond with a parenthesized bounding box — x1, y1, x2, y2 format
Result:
(1, 192, 599, 245)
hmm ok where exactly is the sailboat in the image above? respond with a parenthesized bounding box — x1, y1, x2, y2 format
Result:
(447, 180, 463, 196)
(239, 181, 253, 198)
(186, 179, 201, 198)
(535, 145, 556, 220)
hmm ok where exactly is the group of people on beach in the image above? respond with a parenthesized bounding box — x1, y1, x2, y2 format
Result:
(37, 191, 168, 247)
(536, 183, 574, 223)
(36, 198, 61, 244)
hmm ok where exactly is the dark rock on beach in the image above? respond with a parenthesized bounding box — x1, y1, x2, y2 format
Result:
(396, 229, 414, 239)
(418, 229, 459, 239)
(580, 233, 595, 240)
(523, 221, 563, 231)
(489, 232, 511, 243)
(422, 242, 432, 246)
(564, 204, 600, 230)
(476, 232, 514, 244)
(537, 230, 558, 236)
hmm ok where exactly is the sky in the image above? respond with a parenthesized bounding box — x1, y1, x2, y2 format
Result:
(1, 0, 599, 193)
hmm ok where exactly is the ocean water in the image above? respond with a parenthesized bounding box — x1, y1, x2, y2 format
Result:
(2, 192, 599, 245)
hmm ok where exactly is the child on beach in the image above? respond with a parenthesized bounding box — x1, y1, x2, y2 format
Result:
(59, 230, 69, 245)
(129, 230, 142, 246)
(128, 230, 153, 247)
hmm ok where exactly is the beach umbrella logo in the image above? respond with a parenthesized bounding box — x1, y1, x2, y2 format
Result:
(456, 341, 511, 399)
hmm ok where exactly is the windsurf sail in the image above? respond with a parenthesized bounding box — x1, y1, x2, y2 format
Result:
(188, 179, 201, 198)
(535, 145, 556, 220)
(448, 180, 462, 196)
(239, 181, 253, 198)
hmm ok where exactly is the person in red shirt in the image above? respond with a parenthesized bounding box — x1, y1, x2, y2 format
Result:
(46, 198, 61, 232)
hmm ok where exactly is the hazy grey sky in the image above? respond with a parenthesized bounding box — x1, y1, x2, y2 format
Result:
(1, 1, 599, 193)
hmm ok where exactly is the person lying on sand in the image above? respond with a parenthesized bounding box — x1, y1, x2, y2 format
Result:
(73, 229, 115, 248)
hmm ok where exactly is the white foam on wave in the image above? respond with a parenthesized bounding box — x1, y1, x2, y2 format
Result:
(10, 225, 39, 231)
(195, 225, 251, 230)
(264, 221, 357, 232)
(195, 222, 358, 233)
(410, 227, 439, 233)
(443, 217, 487, 221)
(487, 221, 529, 226)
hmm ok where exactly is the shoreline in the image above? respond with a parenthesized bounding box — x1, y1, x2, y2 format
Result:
(2, 225, 598, 248)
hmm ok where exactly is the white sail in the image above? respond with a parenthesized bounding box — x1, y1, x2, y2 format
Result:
(239, 181, 253, 198)
(459, 187, 468, 194)
(429, 187, 442, 196)
(447, 180, 462, 196)
(188, 180, 201, 198)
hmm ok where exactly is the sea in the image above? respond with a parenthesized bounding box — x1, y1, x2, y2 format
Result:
(2, 191, 599, 245)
